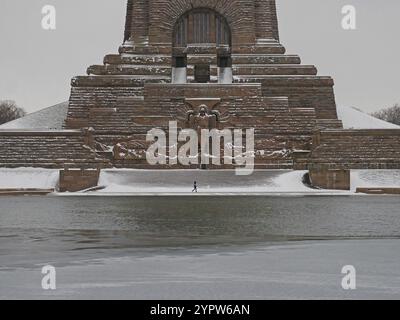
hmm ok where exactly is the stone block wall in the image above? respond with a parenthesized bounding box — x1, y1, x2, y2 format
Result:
(106, 83, 318, 169)
(258, 77, 338, 120)
(308, 129, 400, 169)
(147, 0, 257, 45)
(255, 0, 279, 41)
(0, 130, 109, 169)
(121, 0, 283, 50)
(59, 168, 100, 192)
(309, 168, 351, 190)
(66, 85, 145, 132)
(124, 0, 134, 42)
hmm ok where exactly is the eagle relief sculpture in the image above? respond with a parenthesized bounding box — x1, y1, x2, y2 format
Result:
(188, 105, 218, 136)
(180, 103, 231, 134)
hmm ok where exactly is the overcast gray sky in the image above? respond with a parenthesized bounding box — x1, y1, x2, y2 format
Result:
(0, 0, 399, 114)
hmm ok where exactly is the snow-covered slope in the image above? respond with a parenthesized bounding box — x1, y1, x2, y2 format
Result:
(0, 102, 68, 130)
(337, 105, 400, 129)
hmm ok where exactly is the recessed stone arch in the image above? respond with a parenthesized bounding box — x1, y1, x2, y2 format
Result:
(173, 7, 232, 47)
(148, 0, 256, 46)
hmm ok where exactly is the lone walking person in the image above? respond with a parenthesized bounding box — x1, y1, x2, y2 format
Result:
(192, 181, 198, 193)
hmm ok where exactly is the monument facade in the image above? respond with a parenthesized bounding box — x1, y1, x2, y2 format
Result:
(64, 0, 340, 169)
(1, 0, 400, 189)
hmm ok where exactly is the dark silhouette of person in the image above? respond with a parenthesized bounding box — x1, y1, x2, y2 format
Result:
(192, 181, 198, 193)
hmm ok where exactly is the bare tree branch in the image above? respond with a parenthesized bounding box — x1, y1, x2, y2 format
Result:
(0, 100, 26, 125)
(371, 104, 400, 126)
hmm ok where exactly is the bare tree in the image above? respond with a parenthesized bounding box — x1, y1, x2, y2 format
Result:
(371, 104, 400, 125)
(0, 100, 26, 125)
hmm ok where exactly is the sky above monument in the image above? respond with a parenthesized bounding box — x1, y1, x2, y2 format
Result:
(0, 0, 399, 114)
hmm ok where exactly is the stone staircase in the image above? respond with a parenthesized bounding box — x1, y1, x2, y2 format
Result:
(63, 43, 341, 170)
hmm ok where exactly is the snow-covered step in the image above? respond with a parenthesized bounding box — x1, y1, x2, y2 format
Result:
(233, 65, 317, 76)
(104, 54, 172, 65)
(87, 65, 172, 76)
(232, 54, 301, 65)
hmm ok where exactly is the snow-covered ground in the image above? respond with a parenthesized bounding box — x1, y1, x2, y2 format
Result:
(351, 170, 400, 190)
(95, 169, 317, 194)
(1, 168, 400, 194)
(92, 169, 400, 195)
(0, 168, 59, 189)
(337, 105, 400, 129)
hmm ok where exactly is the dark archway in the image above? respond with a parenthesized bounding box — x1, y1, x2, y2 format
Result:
(173, 8, 231, 47)
(172, 8, 232, 84)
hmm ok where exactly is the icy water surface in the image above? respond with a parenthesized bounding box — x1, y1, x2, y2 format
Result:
(0, 195, 399, 299)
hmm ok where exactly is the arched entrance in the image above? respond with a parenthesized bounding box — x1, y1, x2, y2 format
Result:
(172, 8, 232, 84)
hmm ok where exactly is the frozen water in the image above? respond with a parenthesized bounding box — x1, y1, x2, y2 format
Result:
(1, 195, 400, 299)
(1, 239, 400, 299)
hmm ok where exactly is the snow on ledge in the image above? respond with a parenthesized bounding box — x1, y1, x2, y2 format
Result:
(351, 170, 400, 191)
(0, 168, 59, 189)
